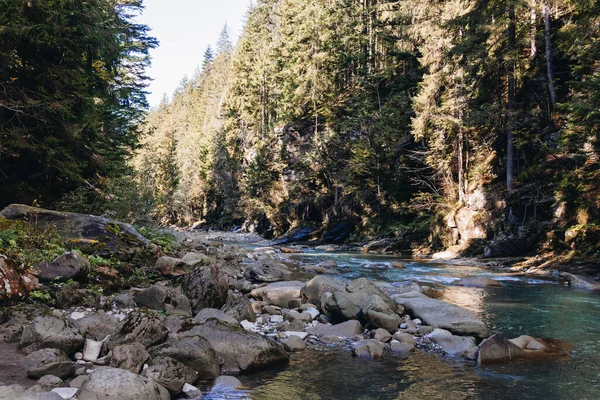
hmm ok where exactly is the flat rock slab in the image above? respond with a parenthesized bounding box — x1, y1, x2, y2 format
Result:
(306, 320, 363, 338)
(560, 272, 600, 291)
(393, 292, 489, 339)
(250, 281, 304, 308)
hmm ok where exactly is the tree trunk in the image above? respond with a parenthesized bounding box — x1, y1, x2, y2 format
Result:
(507, 2, 516, 191)
(544, 2, 557, 110)
(530, 0, 537, 59)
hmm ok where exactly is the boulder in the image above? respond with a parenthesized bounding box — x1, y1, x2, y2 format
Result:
(222, 290, 256, 322)
(70, 312, 119, 342)
(456, 277, 502, 288)
(0, 385, 58, 400)
(0, 258, 39, 301)
(509, 335, 546, 351)
(212, 375, 244, 390)
(243, 261, 290, 283)
(36, 375, 63, 390)
(148, 335, 220, 379)
(134, 285, 191, 316)
(393, 332, 417, 346)
(346, 278, 395, 309)
(109, 342, 149, 373)
(283, 335, 306, 352)
(0, 204, 150, 258)
(38, 252, 90, 283)
(179, 318, 288, 374)
(180, 252, 211, 266)
(141, 356, 187, 395)
(427, 329, 477, 359)
(76, 367, 169, 400)
(112, 293, 136, 309)
(20, 316, 84, 355)
(322, 291, 364, 322)
(393, 292, 490, 339)
(194, 308, 238, 325)
(391, 262, 407, 269)
(300, 276, 346, 309)
(373, 328, 392, 342)
(155, 257, 186, 277)
(111, 310, 168, 348)
(351, 339, 384, 359)
(22, 348, 73, 379)
(390, 341, 415, 353)
(250, 281, 304, 308)
(305, 320, 363, 338)
(477, 333, 526, 365)
(181, 265, 231, 312)
(559, 272, 600, 291)
(365, 310, 401, 333)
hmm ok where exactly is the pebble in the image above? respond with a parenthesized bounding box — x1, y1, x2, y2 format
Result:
(51, 387, 79, 399)
(69, 312, 86, 320)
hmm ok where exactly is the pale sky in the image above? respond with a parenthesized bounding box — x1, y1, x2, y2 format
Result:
(137, 0, 251, 107)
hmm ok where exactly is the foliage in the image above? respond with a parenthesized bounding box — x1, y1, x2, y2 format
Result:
(0, 219, 66, 268)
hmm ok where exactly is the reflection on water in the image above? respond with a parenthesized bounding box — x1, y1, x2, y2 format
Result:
(240, 252, 600, 399)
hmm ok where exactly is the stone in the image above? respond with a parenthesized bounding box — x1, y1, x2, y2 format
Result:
(109, 342, 149, 373)
(111, 310, 168, 348)
(112, 293, 136, 309)
(70, 311, 119, 342)
(391, 262, 407, 269)
(134, 285, 191, 316)
(155, 257, 186, 277)
(195, 308, 238, 325)
(365, 310, 401, 333)
(222, 290, 256, 322)
(393, 332, 417, 346)
(285, 310, 312, 322)
(68, 375, 89, 388)
(181, 265, 231, 312)
(285, 331, 308, 340)
(300, 276, 346, 309)
(477, 333, 526, 365)
(559, 272, 600, 291)
(417, 325, 434, 335)
(323, 291, 363, 322)
(148, 335, 220, 379)
(250, 281, 304, 308)
(243, 261, 290, 283)
(390, 340, 415, 353)
(22, 348, 73, 379)
(373, 328, 392, 342)
(0, 205, 150, 258)
(141, 356, 187, 395)
(179, 318, 288, 374)
(37, 375, 64, 390)
(180, 252, 211, 267)
(393, 292, 490, 339)
(306, 320, 363, 338)
(352, 339, 384, 359)
(20, 316, 84, 355)
(0, 258, 39, 301)
(346, 278, 395, 309)
(427, 329, 477, 359)
(38, 252, 90, 283)
(456, 277, 502, 288)
(76, 367, 169, 400)
(51, 388, 78, 399)
(0, 385, 54, 400)
(509, 335, 547, 351)
(212, 375, 243, 390)
(181, 383, 202, 398)
(283, 335, 306, 352)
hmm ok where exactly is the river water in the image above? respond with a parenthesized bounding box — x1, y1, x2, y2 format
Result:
(213, 250, 600, 399)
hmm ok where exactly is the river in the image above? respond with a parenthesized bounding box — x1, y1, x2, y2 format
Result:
(207, 249, 600, 399)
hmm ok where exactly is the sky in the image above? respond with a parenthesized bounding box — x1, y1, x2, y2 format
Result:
(136, 0, 251, 107)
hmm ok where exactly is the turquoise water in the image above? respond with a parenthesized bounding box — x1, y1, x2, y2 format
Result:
(236, 252, 600, 399)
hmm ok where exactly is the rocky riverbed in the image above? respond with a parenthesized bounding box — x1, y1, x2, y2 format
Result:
(0, 206, 582, 399)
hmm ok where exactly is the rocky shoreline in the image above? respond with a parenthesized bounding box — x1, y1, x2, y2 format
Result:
(0, 206, 583, 399)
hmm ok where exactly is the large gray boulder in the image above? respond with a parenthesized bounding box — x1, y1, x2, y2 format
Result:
(346, 278, 395, 309)
(427, 329, 478, 359)
(21, 348, 73, 379)
(141, 356, 188, 395)
(38, 252, 90, 283)
(477, 333, 526, 365)
(0, 204, 150, 258)
(109, 342, 149, 373)
(243, 261, 290, 283)
(149, 335, 220, 379)
(181, 265, 231, 312)
(365, 310, 401, 333)
(70, 311, 119, 341)
(300, 276, 346, 309)
(322, 291, 363, 322)
(222, 290, 256, 322)
(76, 367, 169, 400)
(134, 285, 191, 316)
(250, 281, 304, 308)
(179, 318, 288, 374)
(111, 310, 168, 348)
(393, 292, 490, 339)
(0, 385, 61, 400)
(20, 316, 84, 355)
(195, 308, 238, 325)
